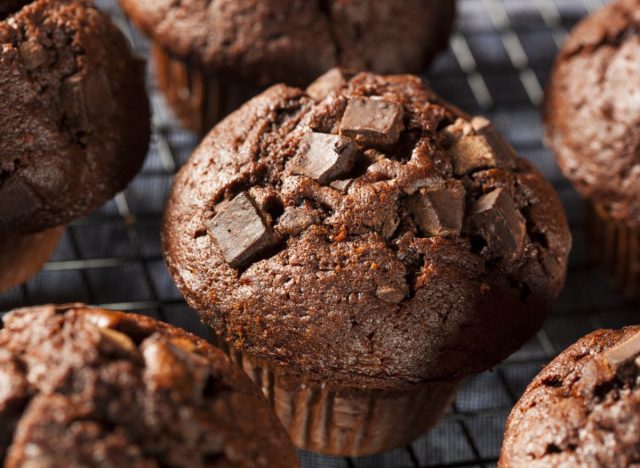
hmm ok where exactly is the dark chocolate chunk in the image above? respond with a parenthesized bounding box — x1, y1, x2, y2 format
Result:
(306, 68, 354, 101)
(209, 192, 278, 268)
(62, 71, 115, 129)
(290, 132, 358, 184)
(604, 331, 640, 368)
(409, 180, 465, 237)
(19, 40, 47, 70)
(339, 97, 404, 148)
(329, 179, 353, 193)
(375, 285, 407, 303)
(469, 188, 526, 259)
(0, 177, 42, 224)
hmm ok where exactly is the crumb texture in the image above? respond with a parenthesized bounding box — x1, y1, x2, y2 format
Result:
(500, 326, 640, 467)
(0, 0, 150, 234)
(0, 304, 299, 468)
(545, 0, 640, 225)
(163, 70, 571, 389)
(120, 0, 454, 86)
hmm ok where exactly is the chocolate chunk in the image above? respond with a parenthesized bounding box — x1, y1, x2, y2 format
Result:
(62, 71, 115, 128)
(330, 179, 353, 193)
(290, 132, 358, 184)
(604, 331, 640, 368)
(306, 68, 354, 101)
(449, 134, 497, 176)
(409, 180, 465, 237)
(19, 40, 47, 70)
(276, 206, 319, 236)
(210, 192, 278, 268)
(339, 97, 404, 148)
(375, 285, 407, 303)
(0, 177, 42, 224)
(469, 188, 526, 259)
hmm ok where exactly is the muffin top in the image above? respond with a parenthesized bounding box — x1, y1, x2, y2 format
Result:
(120, 0, 454, 86)
(0, 304, 299, 468)
(500, 326, 640, 467)
(0, 0, 150, 234)
(163, 70, 571, 389)
(544, 0, 640, 225)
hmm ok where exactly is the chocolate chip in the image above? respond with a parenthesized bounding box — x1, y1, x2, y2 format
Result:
(209, 192, 278, 268)
(62, 70, 115, 129)
(339, 97, 404, 148)
(95, 326, 138, 358)
(19, 40, 47, 70)
(604, 331, 640, 368)
(0, 177, 42, 224)
(306, 68, 354, 101)
(290, 132, 358, 184)
(469, 188, 526, 260)
(409, 180, 466, 237)
(375, 285, 407, 303)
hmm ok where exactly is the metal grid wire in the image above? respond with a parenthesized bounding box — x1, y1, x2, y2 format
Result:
(0, 0, 632, 466)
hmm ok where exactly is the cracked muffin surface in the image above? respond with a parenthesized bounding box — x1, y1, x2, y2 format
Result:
(119, 0, 454, 86)
(544, 0, 640, 225)
(163, 70, 571, 389)
(500, 326, 640, 467)
(0, 0, 149, 234)
(0, 304, 299, 468)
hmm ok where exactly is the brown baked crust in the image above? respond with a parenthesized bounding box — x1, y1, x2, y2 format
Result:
(0, 304, 299, 468)
(163, 70, 571, 390)
(500, 326, 640, 467)
(119, 0, 454, 86)
(0, 0, 150, 234)
(544, 0, 640, 226)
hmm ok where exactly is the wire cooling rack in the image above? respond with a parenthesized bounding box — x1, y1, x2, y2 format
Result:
(0, 0, 631, 467)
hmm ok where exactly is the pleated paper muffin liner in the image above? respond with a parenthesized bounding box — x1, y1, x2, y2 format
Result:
(213, 336, 462, 457)
(152, 45, 260, 135)
(585, 202, 640, 301)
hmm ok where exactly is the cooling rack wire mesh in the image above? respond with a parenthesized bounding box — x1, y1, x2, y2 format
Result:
(0, 0, 629, 467)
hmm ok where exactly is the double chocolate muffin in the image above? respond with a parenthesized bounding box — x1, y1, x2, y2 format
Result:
(0, 0, 150, 291)
(163, 69, 571, 455)
(544, 0, 640, 299)
(0, 304, 299, 467)
(119, 0, 455, 134)
(500, 326, 640, 467)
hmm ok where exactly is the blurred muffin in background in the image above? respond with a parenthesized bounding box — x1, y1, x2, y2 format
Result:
(119, 0, 455, 134)
(544, 0, 640, 300)
(0, 0, 150, 292)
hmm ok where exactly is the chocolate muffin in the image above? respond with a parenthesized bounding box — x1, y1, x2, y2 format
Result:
(544, 0, 640, 299)
(163, 69, 571, 456)
(119, 0, 455, 134)
(500, 326, 640, 467)
(0, 304, 300, 468)
(0, 0, 150, 291)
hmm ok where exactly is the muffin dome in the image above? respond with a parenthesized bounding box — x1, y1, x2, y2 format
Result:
(163, 70, 571, 388)
(500, 326, 640, 467)
(0, 304, 299, 468)
(120, 0, 455, 86)
(0, 0, 150, 234)
(545, 0, 640, 225)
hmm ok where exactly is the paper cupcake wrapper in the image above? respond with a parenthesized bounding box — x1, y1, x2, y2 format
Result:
(0, 226, 65, 292)
(213, 337, 461, 456)
(586, 202, 640, 300)
(152, 45, 260, 135)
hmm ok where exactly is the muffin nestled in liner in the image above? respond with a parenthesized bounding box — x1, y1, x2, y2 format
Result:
(163, 69, 571, 456)
(500, 326, 640, 467)
(0, 0, 150, 292)
(0, 304, 300, 468)
(544, 0, 640, 300)
(119, 0, 455, 134)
